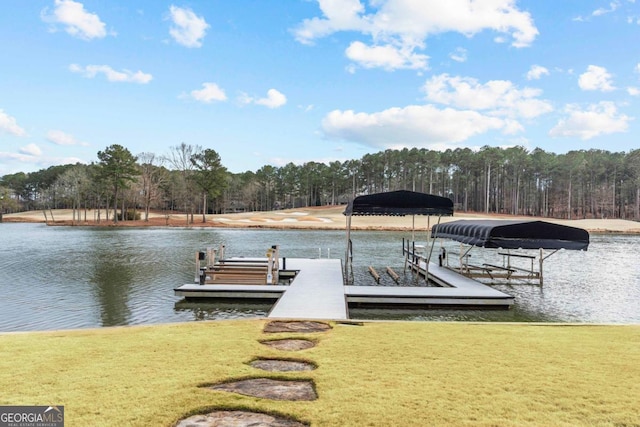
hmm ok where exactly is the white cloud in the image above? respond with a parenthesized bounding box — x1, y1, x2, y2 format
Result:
(46, 130, 88, 146)
(321, 105, 506, 149)
(574, 1, 629, 21)
(320, 73, 556, 150)
(0, 110, 26, 137)
(41, 0, 109, 40)
(69, 64, 152, 84)
(593, 1, 620, 16)
(240, 89, 287, 109)
(168, 5, 209, 48)
(190, 83, 227, 103)
(578, 65, 615, 91)
(346, 41, 428, 70)
(294, 0, 538, 71)
(449, 47, 467, 63)
(19, 144, 42, 156)
(549, 102, 631, 140)
(526, 65, 549, 80)
(293, 0, 367, 45)
(628, 87, 640, 96)
(635, 63, 640, 74)
(423, 74, 553, 119)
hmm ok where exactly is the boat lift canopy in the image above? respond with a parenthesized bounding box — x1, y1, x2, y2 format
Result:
(343, 190, 454, 283)
(431, 219, 589, 251)
(344, 190, 454, 217)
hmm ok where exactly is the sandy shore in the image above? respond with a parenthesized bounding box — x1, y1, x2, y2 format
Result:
(3, 206, 640, 233)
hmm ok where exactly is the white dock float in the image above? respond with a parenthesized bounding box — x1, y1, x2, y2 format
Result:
(268, 258, 348, 320)
(173, 284, 288, 299)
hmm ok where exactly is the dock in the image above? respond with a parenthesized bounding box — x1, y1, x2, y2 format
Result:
(347, 261, 513, 307)
(268, 258, 348, 320)
(175, 258, 349, 320)
(174, 258, 513, 320)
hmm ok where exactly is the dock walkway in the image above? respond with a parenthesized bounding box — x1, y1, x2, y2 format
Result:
(268, 258, 348, 320)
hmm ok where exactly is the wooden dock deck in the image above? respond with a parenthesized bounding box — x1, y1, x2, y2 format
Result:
(174, 258, 513, 319)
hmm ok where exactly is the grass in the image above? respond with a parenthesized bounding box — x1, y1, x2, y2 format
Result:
(1, 320, 639, 426)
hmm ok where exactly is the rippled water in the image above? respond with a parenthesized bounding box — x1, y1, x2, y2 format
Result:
(0, 223, 638, 331)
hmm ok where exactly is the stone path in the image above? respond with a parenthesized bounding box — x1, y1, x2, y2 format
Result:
(175, 410, 307, 427)
(210, 378, 317, 401)
(263, 320, 333, 333)
(260, 338, 316, 351)
(175, 320, 333, 426)
(250, 358, 316, 372)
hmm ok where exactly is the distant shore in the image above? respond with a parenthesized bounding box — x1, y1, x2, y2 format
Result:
(3, 206, 640, 233)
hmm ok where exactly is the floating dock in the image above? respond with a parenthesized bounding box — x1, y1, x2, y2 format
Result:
(347, 260, 513, 308)
(174, 257, 513, 319)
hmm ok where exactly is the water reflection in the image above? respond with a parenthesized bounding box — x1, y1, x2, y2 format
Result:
(89, 256, 133, 327)
(0, 223, 638, 332)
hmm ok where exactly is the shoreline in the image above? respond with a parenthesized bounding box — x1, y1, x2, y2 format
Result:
(3, 206, 640, 233)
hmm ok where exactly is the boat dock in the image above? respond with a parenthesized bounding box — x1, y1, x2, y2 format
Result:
(347, 261, 513, 307)
(174, 257, 513, 319)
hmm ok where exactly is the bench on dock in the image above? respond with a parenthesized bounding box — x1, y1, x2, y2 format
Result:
(196, 247, 280, 285)
(211, 265, 269, 273)
(204, 269, 271, 285)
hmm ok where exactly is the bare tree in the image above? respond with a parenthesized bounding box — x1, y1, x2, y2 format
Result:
(165, 143, 202, 224)
(137, 152, 167, 221)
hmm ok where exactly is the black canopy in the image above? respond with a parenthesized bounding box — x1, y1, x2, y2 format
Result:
(343, 190, 454, 217)
(431, 219, 589, 250)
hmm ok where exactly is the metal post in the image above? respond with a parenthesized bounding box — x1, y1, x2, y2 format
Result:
(425, 215, 442, 282)
(273, 245, 280, 283)
(267, 248, 274, 284)
(344, 214, 352, 283)
(195, 251, 200, 283)
(539, 248, 544, 287)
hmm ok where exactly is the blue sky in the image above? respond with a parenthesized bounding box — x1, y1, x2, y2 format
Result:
(1, 0, 639, 175)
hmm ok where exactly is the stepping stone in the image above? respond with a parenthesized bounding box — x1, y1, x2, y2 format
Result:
(250, 358, 316, 372)
(260, 339, 316, 351)
(209, 378, 317, 401)
(175, 410, 308, 427)
(264, 320, 331, 333)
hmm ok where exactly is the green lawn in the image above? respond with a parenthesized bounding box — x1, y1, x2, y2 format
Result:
(1, 320, 639, 426)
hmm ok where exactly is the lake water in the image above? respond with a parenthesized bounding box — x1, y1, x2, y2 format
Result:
(0, 223, 638, 332)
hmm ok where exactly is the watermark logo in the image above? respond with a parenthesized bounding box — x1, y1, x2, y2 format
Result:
(0, 406, 64, 427)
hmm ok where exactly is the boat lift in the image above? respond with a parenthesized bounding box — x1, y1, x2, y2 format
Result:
(343, 190, 454, 285)
(430, 219, 590, 286)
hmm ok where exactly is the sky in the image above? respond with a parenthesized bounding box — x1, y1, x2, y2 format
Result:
(1, 0, 639, 176)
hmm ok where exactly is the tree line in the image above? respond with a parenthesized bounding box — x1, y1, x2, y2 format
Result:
(2, 144, 640, 222)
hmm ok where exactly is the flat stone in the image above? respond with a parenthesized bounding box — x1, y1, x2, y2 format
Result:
(250, 358, 316, 372)
(260, 339, 316, 351)
(175, 410, 308, 427)
(263, 320, 331, 333)
(210, 378, 317, 401)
